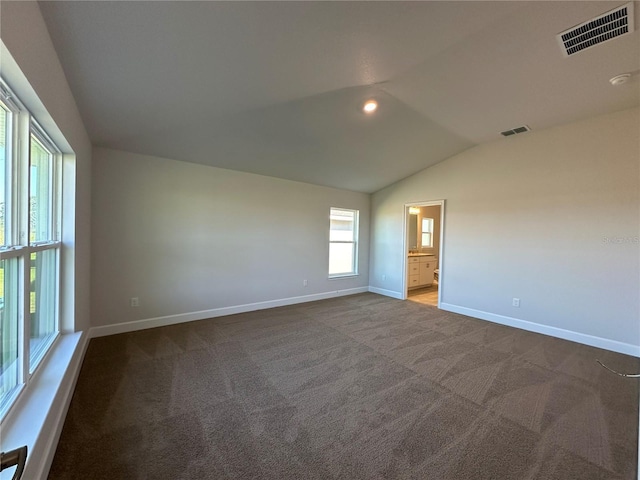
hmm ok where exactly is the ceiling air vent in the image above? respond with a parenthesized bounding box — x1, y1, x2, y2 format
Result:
(557, 3, 634, 57)
(501, 125, 530, 137)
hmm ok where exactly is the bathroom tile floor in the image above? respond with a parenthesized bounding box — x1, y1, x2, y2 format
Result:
(408, 284, 439, 306)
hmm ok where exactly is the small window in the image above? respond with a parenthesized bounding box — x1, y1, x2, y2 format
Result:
(421, 217, 434, 248)
(329, 208, 358, 277)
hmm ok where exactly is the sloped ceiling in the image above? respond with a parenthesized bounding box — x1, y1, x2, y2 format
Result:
(37, 1, 640, 193)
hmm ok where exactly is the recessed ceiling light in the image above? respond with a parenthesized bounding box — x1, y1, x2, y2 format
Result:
(363, 100, 378, 113)
(609, 73, 631, 86)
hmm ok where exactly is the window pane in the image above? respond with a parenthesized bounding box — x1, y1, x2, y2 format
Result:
(421, 233, 432, 247)
(421, 218, 433, 247)
(330, 209, 354, 242)
(29, 248, 57, 370)
(329, 208, 358, 276)
(30, 135, 53, 243)
(0, 258, 19, 408)
(329, 243, 354, 275)
(0, 103, 8, 247)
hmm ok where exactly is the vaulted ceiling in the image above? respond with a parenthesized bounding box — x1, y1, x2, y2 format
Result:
(38, 1, 640, 193)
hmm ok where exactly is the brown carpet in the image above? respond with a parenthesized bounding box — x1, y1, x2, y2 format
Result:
(49, 293, 639, 479)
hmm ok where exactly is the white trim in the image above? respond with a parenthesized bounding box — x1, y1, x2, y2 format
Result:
(440, 302, 640, 358)
(0, 292, 635, 480)
(32, 334, 88, 480)
(368, 286, 403, 300)
(28, 241, 61, 253)
(90, 287, 369, 338)
(402, 200, 446, 305)
(0, 332, 88, 480)
(328, 207, 359, 278)
(0, 67, 67, 422)
(0, 246, 26, 259)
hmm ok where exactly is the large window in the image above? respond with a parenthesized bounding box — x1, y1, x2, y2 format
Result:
(328, 207, 358, 277)
(0, 81, 61, 416)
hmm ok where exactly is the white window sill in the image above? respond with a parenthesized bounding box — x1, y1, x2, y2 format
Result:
(328, 273, 359, 280)
(0, 331, 88, 480)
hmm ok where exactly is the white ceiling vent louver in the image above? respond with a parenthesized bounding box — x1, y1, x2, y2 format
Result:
(501, 125, 530, 137)
(557, 3, 634, 57)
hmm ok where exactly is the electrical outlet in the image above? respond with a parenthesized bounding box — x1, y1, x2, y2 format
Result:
(303, 279, 308, 287)
(130, 297, 140, 307)
(512, 298, 520, 308)
(382, 274, 386, 281)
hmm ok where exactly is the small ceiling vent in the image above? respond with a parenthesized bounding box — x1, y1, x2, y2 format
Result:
(501, 125, 530, 137)
(557, 3, 634, 57)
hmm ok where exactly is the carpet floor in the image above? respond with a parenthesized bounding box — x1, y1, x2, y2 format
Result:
(49, 293, 639, 479)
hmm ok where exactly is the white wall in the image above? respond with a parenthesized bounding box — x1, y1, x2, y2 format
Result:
(370, 108, 640, 355)
(0, 3, 92, 479)
(91, 147, 370, 329)
(1, 1, 92, 333)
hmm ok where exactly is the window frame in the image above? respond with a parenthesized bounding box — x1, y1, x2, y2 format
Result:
(421, 217, 434, 248)
(0, 79, 62, 418)
(328, 207, 359, 278)
(1, 84, 22, 250)
(29, 121, 62, 245)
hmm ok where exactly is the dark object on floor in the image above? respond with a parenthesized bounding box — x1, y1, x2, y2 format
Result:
(597, 360, 640, 378)
(1, 445, 28, 480)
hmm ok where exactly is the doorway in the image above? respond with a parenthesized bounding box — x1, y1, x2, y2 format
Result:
(402, 200, 444, 306)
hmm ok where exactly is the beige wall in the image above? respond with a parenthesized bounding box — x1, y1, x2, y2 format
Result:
(91, 147, 370, 328)
(370, 107, 640, 354)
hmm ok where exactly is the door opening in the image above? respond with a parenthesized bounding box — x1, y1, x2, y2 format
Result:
(403, 201, 444, 307)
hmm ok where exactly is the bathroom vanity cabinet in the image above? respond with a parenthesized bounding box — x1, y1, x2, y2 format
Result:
(408, 255, 436, 288)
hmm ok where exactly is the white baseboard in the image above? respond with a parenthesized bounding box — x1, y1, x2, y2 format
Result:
(368, 286, 404, 300)
(17, 292, 636, 480)
(440, 303, 640, 358)
(90, 287, 370, 338)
